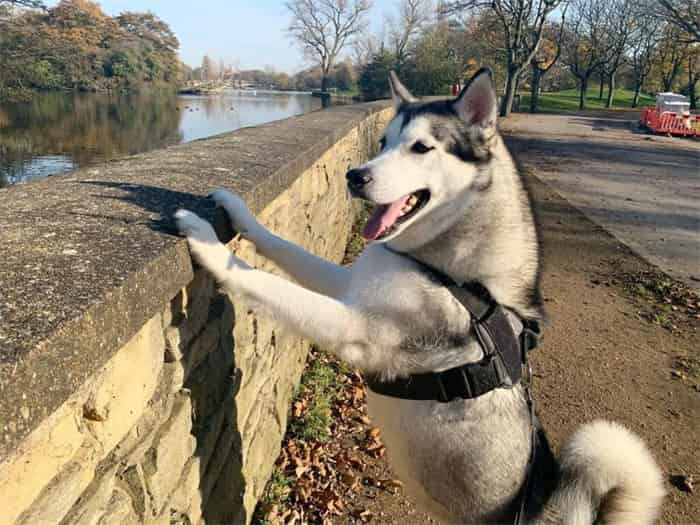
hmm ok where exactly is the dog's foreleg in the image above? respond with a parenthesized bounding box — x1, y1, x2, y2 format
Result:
(210, 189, 351, 298)
(175, 209, 367, 351)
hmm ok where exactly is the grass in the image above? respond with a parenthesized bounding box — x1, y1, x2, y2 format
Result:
(256, 468, 294, 524)
(520, 88, 655, 112)
(288, 352, 348, 442)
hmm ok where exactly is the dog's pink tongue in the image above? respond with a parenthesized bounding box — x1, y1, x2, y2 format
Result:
(363, 195, 409, 241)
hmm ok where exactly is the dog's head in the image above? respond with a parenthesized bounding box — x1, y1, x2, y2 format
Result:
(347, 67, 499, 251)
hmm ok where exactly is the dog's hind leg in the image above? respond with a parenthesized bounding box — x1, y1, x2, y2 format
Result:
(175, 209, 368, 354)
(209, 188, 351, 298)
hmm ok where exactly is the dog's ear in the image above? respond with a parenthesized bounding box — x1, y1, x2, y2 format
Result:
(453, 68, 497, 130)
(389, 71, 416, 108)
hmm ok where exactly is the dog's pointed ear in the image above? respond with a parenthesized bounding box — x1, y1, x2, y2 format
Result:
(453, 68, 497, 130)
(389, 71, 416, 108)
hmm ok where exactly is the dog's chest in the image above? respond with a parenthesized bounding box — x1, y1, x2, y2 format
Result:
(343, 244, 466, 329)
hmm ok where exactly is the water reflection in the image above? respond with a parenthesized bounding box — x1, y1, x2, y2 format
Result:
(0, 89, 321, 187)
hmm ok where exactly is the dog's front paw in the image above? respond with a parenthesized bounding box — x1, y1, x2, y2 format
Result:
(209, 189, 264, 241)
(174, 209, 233, 277)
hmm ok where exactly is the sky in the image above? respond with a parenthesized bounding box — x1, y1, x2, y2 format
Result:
(53, 0, 398, 73)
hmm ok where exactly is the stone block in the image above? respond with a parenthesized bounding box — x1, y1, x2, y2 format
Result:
(0, 400, 84, 524)
(58, 464, 118, 525)
(119, 464, 150, 520)
(84, 314, 165, 456)
(96, 488, 137, 525)
(165, 457, 203, 525)
(144, 393, 196, 514)
(17, 445, 100, 525)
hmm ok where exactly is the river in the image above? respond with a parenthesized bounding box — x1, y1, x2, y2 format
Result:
(0, 89, 323, 187)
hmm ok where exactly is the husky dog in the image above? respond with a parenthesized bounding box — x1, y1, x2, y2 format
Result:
(174, 69, 665, 524)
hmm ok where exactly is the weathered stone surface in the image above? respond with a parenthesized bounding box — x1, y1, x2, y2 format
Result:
(58, 465, 119, 525)
(85, 314, 165, 456)
(97, 488, 137, 525)
(0, 400, 84, 524)
(144, 393, 196, 514)
(16, 446, 99, 525)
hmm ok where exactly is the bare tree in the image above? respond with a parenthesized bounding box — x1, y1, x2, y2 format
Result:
(530, 11, 567, 113)
(655, 0, 700, 43)
(598, 0, 635, 108)
(387, 0, 431, 65)
(352, 26, 383, 65)
(0, 0, 44, 7)
(445, 0, 562, 116)
(655, 23, 690, 91)
(562, 0, 613, 110)
(629, 4, 663, 107)
(286, 0, 372, 93)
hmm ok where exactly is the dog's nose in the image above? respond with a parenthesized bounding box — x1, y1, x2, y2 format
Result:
(346, 168, 372, 189)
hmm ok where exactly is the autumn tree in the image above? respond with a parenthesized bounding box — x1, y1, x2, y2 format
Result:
(0, 0, 180, 101)
(286, 0, 372, 93)
(446, 0, 562, 116)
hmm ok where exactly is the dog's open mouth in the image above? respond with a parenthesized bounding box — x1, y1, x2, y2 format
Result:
(363, 189, 430, 241)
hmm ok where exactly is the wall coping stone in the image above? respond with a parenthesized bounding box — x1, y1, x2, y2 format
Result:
(0, 101, 390, 461)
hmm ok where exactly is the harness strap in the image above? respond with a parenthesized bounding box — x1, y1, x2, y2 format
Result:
(366, 279, 541, 402)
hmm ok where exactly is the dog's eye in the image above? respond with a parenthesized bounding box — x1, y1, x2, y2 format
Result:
(411, 141, 434, 154)
(379, 137, 386, 149)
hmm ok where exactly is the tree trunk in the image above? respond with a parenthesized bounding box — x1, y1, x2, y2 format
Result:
(689, 79, 697, 110)
(320, 74, 330, 108)
(579, 76, 588, 110)
(530, 66, 541, 114)
(689, 59, 697, 110)
(632, 81, 641, 108)
(598, 73, 604, 99)
(500, 67, 519, 117)
(605, 72, 615, 108)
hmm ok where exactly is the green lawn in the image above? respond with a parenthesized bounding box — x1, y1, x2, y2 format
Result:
(519, 88, 655, 112)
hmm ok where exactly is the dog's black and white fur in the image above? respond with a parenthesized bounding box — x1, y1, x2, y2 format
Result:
(175, 69, 665, 524)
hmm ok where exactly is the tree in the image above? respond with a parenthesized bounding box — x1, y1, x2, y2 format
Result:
(387, 0, 430, 66)
(529, 15, 566, 113)
(358, 48, 395, 99)
(446, 0, 562, 116)
(404, 21, 462, 95)
(0, 0, 44, 7)
(654, 24, 690, 91)
(562, 0, 613, 110)
(598, 0, 635, 108)
(286, 0, 372, 95)
(655, 0, 700, 43)
(629, 5, 663, 107)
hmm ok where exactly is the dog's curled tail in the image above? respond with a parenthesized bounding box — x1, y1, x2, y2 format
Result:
(553, 419, 665, 525)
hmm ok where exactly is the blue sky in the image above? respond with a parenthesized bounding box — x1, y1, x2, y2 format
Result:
(54, 1, 397, 72)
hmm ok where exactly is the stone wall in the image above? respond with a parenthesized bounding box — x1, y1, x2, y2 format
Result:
(0, 103, 392, 524)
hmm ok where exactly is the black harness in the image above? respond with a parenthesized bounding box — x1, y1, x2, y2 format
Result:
(365, 266, 542, 525)
(366, 278, 541, 402)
